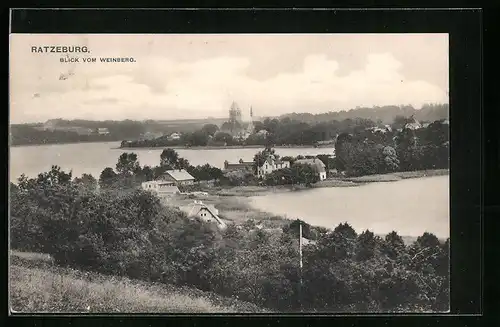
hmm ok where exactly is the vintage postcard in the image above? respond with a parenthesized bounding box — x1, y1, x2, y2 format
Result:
(9, 33, 450, 314)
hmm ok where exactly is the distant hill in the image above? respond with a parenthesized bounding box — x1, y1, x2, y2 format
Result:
(10, 104, 448, 146)
(279, 104, 449, 125)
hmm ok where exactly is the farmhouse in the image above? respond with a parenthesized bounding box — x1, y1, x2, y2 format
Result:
(141, 180, 180, 197)
(256, 156, 290, 178)
(294, 158, 327, 181)
(157, 169, 195, 186)
(223, 159, 254, 172)
(179, 200, 227, 230)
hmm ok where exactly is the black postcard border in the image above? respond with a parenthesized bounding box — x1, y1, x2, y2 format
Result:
(5, 7, 487, 327)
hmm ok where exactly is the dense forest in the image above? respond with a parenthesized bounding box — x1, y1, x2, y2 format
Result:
(334, 119, 449, 177)
(11, 104, 448, 147)
(11, 160, 449, 313)
(280, 103, 449, 125)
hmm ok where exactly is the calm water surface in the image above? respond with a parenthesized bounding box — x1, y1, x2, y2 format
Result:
(10, 142, 448, 237)
(250, 175, 449, 238)
(9, 141, 334, 182)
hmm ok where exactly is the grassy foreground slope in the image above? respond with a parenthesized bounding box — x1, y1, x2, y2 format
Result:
(9, 251, 269, 313)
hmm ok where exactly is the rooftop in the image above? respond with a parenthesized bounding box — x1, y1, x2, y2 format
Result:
(162, 169, 195, 181)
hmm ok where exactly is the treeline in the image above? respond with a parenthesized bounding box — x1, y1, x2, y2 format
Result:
(281, 103, 449, 125)
(122, 117, 379, 148)
(10, 120, 146, 146)
(335, 119, 449, 177)
(94, 149, 225, 191)
(10, 166, 449, 312)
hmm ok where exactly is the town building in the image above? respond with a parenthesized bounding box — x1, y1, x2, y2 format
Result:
(223, 159, 254, 172)
(294, 158, 327, 181)
(157, 169, 195, 186)
(97, 128, 110, 135)
(404, 116, 422, 130)
(141, 180, 180, 197)
(167, 132, 181, 141)
(179, 200, 227, 230)
(256, 156, 290, 178)
(222, 102, 256, 140)
(365, 125, 392, 134)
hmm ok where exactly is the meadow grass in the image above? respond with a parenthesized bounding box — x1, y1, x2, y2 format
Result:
(342, 169, 449, 183)
(9, 252, 269, 314)
(165, 193, 286, 225)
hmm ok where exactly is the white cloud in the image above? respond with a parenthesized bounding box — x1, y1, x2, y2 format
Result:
(10, 51, 447, 123)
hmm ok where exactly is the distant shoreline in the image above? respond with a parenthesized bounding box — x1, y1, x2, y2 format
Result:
(10, 140, 121, 148)
(211, 169, 450, 197)
(115, 144, 334, 151)
(9, 141, 334, 150)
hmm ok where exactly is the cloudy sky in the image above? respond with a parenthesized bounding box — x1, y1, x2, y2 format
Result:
(9, 34, 448, 123)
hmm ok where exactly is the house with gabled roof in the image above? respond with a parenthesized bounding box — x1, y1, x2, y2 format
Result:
(157, 169, 195, 186)
(223, 158, 254, 172)
(179, 200, 227, 230)
(256, 156, 290, 178)
(141, 180, 180, 198)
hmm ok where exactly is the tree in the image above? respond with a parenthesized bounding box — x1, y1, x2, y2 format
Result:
(160, 148, 179, 167)
(281, 156, 296, 166)
(99, 167, 117, 188)
(213, 132, 234, 145)
(34, 165, 73, 188)
(176, 158, 191, 170)
(292, 163, 319, 186)
(334, 133, 352, 171)
(116, 153, 140, 176)
(392, 115, 410, 130)
(355, 230, 380, 261)
(17, 174, 36, 191)
(383, 231, 406, 259)
(201, 124, 219, 136)
(143, 165, 155, 180)
(188, 130, 209, 146)
(188, 164, 223, 181)
(73, 173, 98, 191)
(382, 146, 399, 172)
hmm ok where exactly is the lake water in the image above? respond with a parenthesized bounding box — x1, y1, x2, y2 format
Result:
(10, 142, 448, 238)
(9, 141, 334, 182)
(249, 175, 449, 238)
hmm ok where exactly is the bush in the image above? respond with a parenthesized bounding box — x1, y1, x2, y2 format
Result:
(11, 167, 449, 313)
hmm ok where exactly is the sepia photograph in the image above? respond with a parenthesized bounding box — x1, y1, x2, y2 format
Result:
(9, 33, 450, 314)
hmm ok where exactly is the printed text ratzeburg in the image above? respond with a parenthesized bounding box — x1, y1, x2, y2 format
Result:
(32, 46, 89, 53)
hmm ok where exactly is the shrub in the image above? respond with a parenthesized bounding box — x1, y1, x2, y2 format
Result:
(10, 167, 450, 313)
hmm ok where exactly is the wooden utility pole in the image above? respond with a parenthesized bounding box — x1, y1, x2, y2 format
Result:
(299, 221, 303, 311)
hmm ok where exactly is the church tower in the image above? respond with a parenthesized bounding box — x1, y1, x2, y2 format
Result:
(247, 106, 254, 134)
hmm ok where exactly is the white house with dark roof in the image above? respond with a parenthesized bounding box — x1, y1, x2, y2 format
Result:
(179, 200, 227, 230)
(256, 156, 290, 178)
(294, 158, 327, 181)
(141, 180, 180, 197)
(157, 169, 195, 186)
